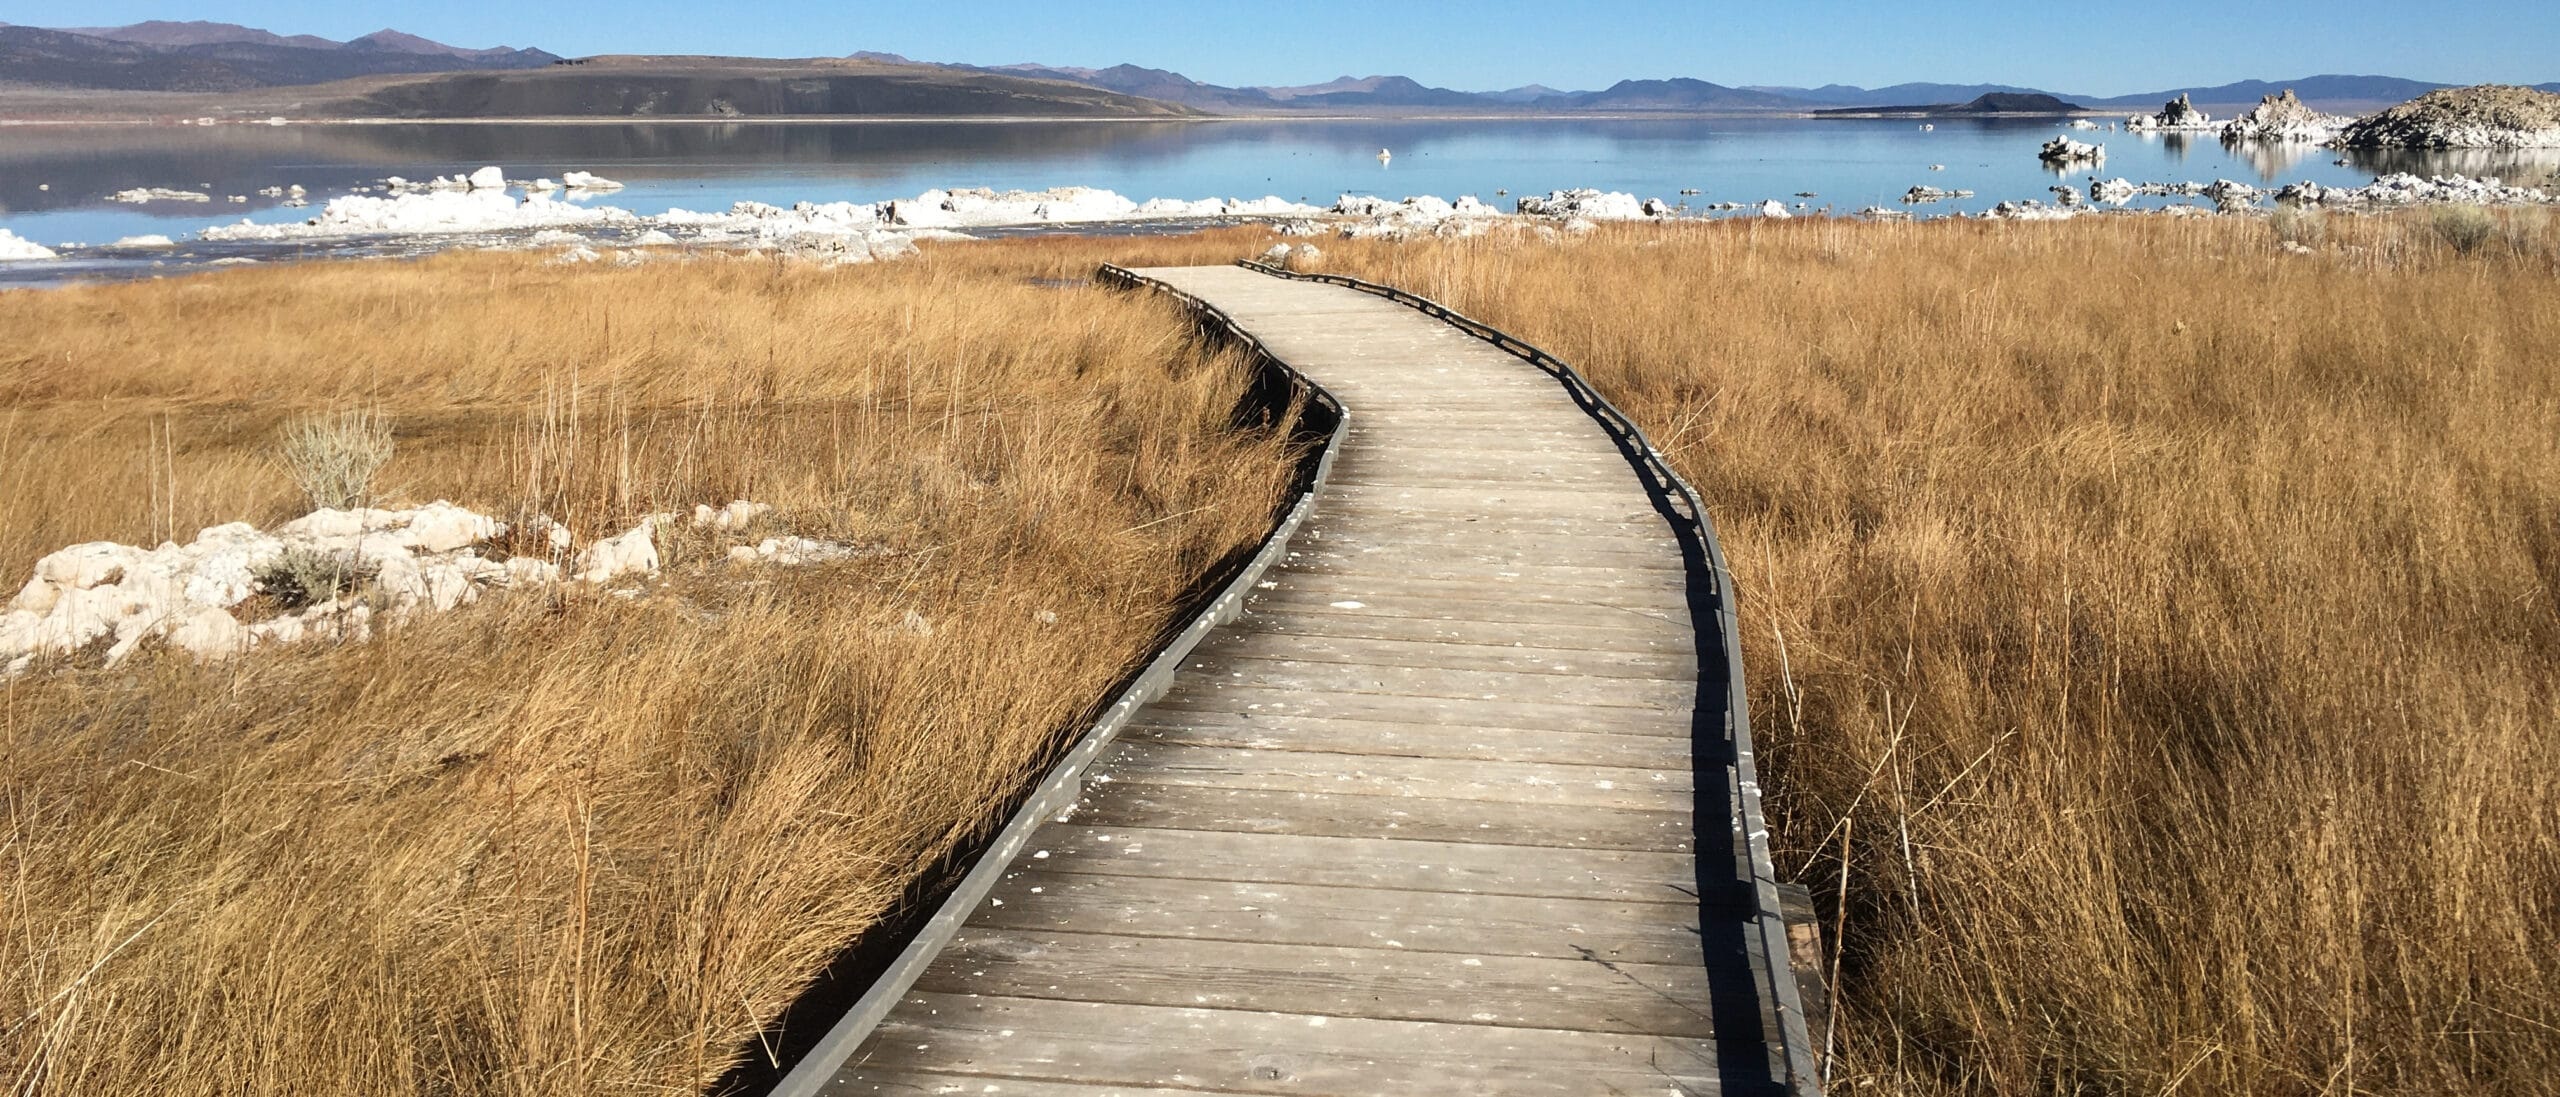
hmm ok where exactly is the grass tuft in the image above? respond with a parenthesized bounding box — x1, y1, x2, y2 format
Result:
(2430, 203, 2499, 255)
(277, 408, 395, 511)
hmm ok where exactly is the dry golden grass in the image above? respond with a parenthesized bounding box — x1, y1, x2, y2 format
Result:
(0, 234, 1282, 1095)
(11, 212, 2556, 1096)
(1308, 211, 2560, 1095)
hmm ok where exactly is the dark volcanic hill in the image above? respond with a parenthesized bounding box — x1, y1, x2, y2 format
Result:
(1565, 78, 1802, 111)
(1814, 91, 2085, 116)
(1749, 81, 2051, 106)
(1958, 92, 2082, 112)
(209, 57, 1202, 120)
(0, 21, 555, 92)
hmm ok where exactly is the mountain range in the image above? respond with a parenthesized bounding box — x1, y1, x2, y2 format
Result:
(0, 20, 556, 92)
(849, 55, 2559, 114)
(3, 21, 2553, 117)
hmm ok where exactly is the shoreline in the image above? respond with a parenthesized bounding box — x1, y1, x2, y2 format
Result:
(0, 109, 2118, 127)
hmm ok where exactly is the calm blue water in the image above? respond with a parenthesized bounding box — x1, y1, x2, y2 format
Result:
(3, 117, 2552, 253)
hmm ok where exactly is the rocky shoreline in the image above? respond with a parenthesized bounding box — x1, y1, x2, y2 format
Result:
(2338, 85, 2560, 149)
(2089, 84, 2560, 157)
(3, 86, 2555, 275)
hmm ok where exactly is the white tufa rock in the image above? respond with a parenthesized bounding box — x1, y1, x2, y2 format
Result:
(2275, 172, 2555, 206)
(2039, 136, 2107, 165)
(0, 495, 852, 677)
(1984, 199, 2077, 221)
(204, 189, 637, 241)
(1514, 189, 1648, 220)
(2, 502, 512, 668)
(107, 187, 212, 204)
(560, 170, 625, 190)
(2220, 90, 2351, 143)
(2127, 94, 2215, 132)
(1332, 194, 1507, 239)
(692, 500, 772, 530)
(727, 536, 868, 566)
(576, 520, 660, 584)
(1757, 199, 1792, 218)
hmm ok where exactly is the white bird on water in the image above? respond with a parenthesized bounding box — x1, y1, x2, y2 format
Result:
(1377, 147, 1392, 165)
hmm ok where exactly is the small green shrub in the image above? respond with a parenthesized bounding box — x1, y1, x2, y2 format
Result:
(2431, 204, 2499, 255)
(278, 409, 394, 511)
(2270, 205, 2327, 248)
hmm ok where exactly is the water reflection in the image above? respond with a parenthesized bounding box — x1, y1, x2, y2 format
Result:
(2339, 145, 2560, 184)
(5, 117, 2554, 249)
(2223, 139, 2328, 182)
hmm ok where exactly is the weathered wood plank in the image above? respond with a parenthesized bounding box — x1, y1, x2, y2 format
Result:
(1173, 653, 1699, 713)
(971, 869, 1710, 966)
(1187, 629, 1697, 679)
(1018, 824, 1702, 905)
(838, 993, 1720, 1095)
(1284, 549, 1692, 582)
(1065, 780, 1696, 853)
(823, 1071, 1227, 1096)
(1090, 740, 1693, 811)
(1254, 572, 1694, 610)
(1301, 508, 1677, 536)
(1238, 608, 1696, 655)
(1121, 710, 1694, 768)
(1302, 507, 1675, 537)
(1240, 588, 1690, 632)
(1145, 681, 1690, 737)
(913, 929, 1718, 1037)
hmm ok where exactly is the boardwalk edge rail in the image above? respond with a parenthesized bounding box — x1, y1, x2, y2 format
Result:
(765, 265, 1349, 1097)
(1238, 258, 1823, 1097)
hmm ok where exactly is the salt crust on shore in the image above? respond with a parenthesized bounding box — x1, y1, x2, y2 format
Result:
(0, 500, 863, 677)
(193, 175, 1670, 253)
(146, 158, 2560, 262)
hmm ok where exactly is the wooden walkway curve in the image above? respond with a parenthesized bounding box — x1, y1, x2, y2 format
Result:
(781, 265, 1813, 1097)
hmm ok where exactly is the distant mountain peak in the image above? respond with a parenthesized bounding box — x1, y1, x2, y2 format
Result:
(59, 19, 338, 50)
(5, 21, 559, 93)
(347, 28, 529, 59)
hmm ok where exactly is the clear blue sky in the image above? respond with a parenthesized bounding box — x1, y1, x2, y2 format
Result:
(8, 0, 2554, 96)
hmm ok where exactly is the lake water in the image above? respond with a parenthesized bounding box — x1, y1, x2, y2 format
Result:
(4, 116, 2555, 272)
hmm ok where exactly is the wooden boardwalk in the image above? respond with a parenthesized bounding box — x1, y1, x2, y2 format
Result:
(795, 265, 1797, 1096)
